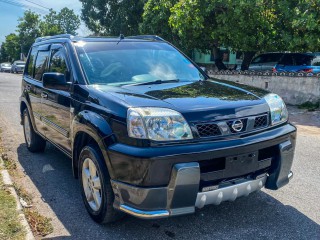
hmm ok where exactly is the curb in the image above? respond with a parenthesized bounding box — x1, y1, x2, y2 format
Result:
(0, 157, 35, 240)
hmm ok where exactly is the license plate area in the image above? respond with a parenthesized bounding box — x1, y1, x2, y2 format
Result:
(226, 151, 259, 176)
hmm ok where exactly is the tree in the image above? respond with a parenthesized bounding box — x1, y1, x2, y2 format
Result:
(17, 11, 41, 56)
(278, 0, 320, 52)
(80, 0, 145, 36)
(57, 8, 81, 35)
(40, 9, 63, 36)
(0, 43, 9, 62)
(140, 0, 181, 47)
(40, 8, 80, 36)
(2, 34, 20, 62)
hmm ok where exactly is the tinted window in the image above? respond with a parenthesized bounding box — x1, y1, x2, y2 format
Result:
(26, 48, 37, 77)
(49, 47, 68, 75)
(293, 54, 313, 66)
(34, 51, 49, 81)
(279, 54, 294, 65)
(252, 53, 283, 64)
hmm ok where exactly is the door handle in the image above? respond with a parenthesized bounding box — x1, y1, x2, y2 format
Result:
(41, 92, 48, 99)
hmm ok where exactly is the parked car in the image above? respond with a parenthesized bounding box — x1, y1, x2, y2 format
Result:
(20, 34, 296, 224)
(11, 61, 26, 73)
(273, 53, 320, 73)
(247, 52, 284, 71)
(0, 62, 12, 72)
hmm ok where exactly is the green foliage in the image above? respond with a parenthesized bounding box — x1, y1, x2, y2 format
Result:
(17, 10, 42, 56)
(80, 0, 145, 36)
(140, 0, 180, 46)
(0, 8, 80, 62)
(1, 34, 20, 62)
(56, 8, 81, 35)
(40, 8, 80, 36)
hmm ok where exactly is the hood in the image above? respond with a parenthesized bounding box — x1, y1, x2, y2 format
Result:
(88, 79, 270, 122)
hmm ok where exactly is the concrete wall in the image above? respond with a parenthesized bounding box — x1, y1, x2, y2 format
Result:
(210, 74, 320, 105)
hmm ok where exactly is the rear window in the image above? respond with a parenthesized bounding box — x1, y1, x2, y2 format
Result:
(16, 62, 25, 66)
(34, 51, 50, 81)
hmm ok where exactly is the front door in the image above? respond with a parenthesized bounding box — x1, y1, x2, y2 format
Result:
(41, 44, 72, 153)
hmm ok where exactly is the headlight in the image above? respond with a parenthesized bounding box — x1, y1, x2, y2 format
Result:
(264, 93, 288, 125)
(127, 107, 193, 141)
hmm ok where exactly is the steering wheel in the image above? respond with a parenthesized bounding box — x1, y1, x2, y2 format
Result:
(100, 62, 124, 78)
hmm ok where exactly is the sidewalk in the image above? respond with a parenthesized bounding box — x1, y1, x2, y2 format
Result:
(0, 156, 34, 240)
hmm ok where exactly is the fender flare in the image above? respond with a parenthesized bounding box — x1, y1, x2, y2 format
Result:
(20, 96, 37, 130)
(71, 110, 115, 178)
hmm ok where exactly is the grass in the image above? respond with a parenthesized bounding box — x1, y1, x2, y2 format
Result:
(0, 130, 53, 237)
(0, 179, 25, 240)
(24, 210, 53, 237)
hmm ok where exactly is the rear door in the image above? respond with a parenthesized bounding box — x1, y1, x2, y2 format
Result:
(23, 46, 50, 136)
(276, 54, 294, 72)
(41, 44, 72, 153)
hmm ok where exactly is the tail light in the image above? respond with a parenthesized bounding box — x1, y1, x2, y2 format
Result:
(272, 67, 276, 72)
(302, 68, 313, 73)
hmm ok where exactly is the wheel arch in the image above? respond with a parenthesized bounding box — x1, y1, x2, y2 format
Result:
(71, 110, 115, 179)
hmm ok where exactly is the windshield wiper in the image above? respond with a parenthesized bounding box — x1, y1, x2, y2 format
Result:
(128, 79, 180, 86)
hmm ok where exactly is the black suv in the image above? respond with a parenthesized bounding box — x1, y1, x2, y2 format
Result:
(20, 34, 296, 223)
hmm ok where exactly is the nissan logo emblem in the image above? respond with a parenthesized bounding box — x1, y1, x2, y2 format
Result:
(232, 120, 244, 132)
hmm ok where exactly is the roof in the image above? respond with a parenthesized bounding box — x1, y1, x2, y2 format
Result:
(35, 34, 166, 44)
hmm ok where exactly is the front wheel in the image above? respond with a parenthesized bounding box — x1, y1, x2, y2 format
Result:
(79, 145, 124, 224)
(23, 109, 46, 152)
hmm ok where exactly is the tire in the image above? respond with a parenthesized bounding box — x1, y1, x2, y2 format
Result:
(79, 145, 125, 224)
(23, 109, 46, 152)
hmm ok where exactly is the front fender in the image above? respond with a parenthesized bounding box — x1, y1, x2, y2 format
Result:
(71, 110, 116, 178)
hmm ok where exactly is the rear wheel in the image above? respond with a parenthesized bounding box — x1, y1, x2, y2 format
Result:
(23, 109, 46, 152)
(79, 145, 124, 224)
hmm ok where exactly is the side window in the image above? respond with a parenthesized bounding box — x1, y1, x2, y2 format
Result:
(49, 47, 69, 80)
(279, 55, 293, 66)
(34, 51, 50, 81)
(26, 48, 37, 77)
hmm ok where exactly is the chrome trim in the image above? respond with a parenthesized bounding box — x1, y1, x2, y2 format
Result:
(119, 204, 169, 219)
(288, 171, 293, 180)
(195, 113, 269, 139)
(42, 117, 69, 138)
(33, 111, 41, 120)
(195, 175, 267, 209)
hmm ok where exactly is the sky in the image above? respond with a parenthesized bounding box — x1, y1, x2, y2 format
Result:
(0, 0, 89, 43)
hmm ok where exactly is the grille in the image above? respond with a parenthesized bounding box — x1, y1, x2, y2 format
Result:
(254, 115, 268, 128)
(197, 123, 222, 137)
(195, 114, 269, 138)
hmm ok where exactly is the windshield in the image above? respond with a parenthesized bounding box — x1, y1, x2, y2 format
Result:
(75, 41, 205, 85)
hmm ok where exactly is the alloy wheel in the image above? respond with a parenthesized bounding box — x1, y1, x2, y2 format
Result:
(24, 113, 31, 146)
(82, 157, 102, 211)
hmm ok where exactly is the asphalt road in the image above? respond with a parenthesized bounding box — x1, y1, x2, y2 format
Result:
(0, 72, 319, 240)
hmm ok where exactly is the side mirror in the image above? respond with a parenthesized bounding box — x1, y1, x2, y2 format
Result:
(43, 72, 69, 91)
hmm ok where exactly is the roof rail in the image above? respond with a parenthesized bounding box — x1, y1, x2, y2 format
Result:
(35, 34, 74, 43)
(127, 35, 165, 41)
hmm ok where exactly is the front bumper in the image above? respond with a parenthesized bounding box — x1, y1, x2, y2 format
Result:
(110, 124, 296, 219)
